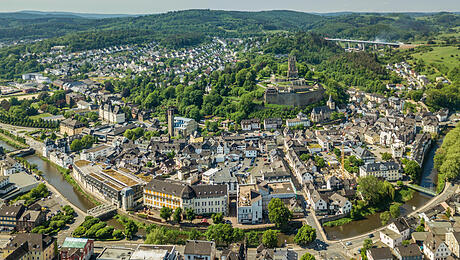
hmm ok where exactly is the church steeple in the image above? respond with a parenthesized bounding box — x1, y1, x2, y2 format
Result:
(327, 94, 335, 110)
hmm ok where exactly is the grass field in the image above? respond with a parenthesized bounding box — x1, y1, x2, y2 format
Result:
(411, 46, 460, 73)
(30, 113, 52, 120)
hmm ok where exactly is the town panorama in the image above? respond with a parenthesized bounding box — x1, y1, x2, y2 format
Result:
(0, 7, 459, 260)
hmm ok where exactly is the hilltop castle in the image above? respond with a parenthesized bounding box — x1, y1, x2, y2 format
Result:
(264, 54, 325, 107)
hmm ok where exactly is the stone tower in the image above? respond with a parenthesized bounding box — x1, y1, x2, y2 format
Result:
(327, 94, 335, 110)
(167, 107, 175, 137)
(287, 55, 298, 79)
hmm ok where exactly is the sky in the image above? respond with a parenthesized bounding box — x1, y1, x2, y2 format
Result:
(1, 0, 458, 14)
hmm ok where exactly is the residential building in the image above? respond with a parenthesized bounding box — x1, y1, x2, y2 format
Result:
(445, 232, 460, 258)
(394, 244, 423, 260)
(49, 150, 74, 168)
(184, 240, 216, 260)
(0, 204, 25, 231)
(359, 161, 402, 181)
(422, 117, 439, 134)
(0, 176, 16, 196)
(80, 145, 113, 161)
(352, 147, 376, 164)
(2, 233, 56, 260)
(391, 141, 405, 159)
(380, 218, 411, 249)
(241, 119, 261, 131)
(0, 156, 23, 176)
(286, 112, 310, 128)
(143, 179, 228, 215)
(255, 245, 298, 260)
(264, 118, 282, 130)
(73, 160, 145, 210)
(329, 193, 352, 215)
(174, 117, 198, 136)
(60, 118, 86, 136)
(307, 189, 328, 212)
(237, 184, 263, 224)
(17, 208, 46, 232)
(245, 147, 258, 158)
(423, 233, 451, 260)
(99, 103, 126, 124)
(60, 237, 94, 260)
(221, 243, 246, 260)
(367, 247, 393, 260)
(66, 92, 85, 106)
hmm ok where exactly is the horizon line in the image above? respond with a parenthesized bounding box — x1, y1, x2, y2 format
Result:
(1, 9, 458, 16)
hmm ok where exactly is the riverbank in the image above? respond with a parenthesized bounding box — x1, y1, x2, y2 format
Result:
(323, 186, 415, 228)
(0, 131, 28, 149)
(35, 153, 101, 207)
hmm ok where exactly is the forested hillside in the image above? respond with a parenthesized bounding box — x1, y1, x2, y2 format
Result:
(0, 10, 458, 50)
(316, 52, 390, 93)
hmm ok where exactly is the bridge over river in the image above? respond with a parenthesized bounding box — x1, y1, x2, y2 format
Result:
(406, 184, 437, 196)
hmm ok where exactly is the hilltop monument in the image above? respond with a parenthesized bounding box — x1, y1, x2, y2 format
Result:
(287, 55, 299, 79)
(264, 54, 325, 107)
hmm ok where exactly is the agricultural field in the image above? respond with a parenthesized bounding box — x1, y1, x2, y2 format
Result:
(411, 46, 460, 74)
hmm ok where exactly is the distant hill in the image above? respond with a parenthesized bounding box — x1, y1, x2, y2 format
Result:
(0, 9, 458, 50)
(0, 10, 136, 19)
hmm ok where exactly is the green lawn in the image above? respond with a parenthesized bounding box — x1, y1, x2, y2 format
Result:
(411, 46, 460, 73)
(30, 113, 52, 120)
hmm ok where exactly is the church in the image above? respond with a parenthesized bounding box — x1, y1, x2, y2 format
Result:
(310, 95, 336, 123)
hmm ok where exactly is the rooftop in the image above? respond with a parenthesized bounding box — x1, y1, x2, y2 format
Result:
(130, 245, 176, 260)
(74, 160, 143, 191)
(62, 237, 90, 249)
(97, 247, 133, 260)
(268, 181, 295, 194)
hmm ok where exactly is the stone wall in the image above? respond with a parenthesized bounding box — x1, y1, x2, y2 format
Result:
(265, 88, 325, 107)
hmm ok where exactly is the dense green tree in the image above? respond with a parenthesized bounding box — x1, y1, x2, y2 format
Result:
(294, 224, 317, 246)
(124, 220, 138, 240)
(268, 198, 292, 229)
(172, 208, 182, 224)
(246, 231, 260, 247)
(262, 229, 279, 248)
(300, 253, 316, 260)
(184, 208, 195, 222)
(404, 160, 421, 182)
(380, 211, 390, 225)
(145, 227, 167, 244)
(381, 152, 393, 161)
(363, 238, 373, 253)
(212, 213, 224, 224)
(160, 207, 173, 222)
(205, 224, 234, 245)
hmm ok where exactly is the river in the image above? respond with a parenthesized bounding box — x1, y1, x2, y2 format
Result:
(24, 154, 95, 211)
(324, 138, 441, 239)
(0, 140, 95, 211)
(0, 135, 441, 239)
(419, 138, 443, 191)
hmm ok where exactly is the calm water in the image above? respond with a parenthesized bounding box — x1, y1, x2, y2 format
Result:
(23, 154, 95, 211)
(419, 138, 443, 191)
(0, 140, 94, 211)
(0, 140, 17, 152)
(324, 191, 431, 239)
(324, 138, 440, 239)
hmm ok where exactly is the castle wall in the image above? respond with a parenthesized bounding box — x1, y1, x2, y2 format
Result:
(265, 88, 325, 107)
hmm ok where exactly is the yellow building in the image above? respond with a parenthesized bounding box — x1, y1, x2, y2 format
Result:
(144, 179, 228, 215)
(2, 233, 56, 260)
(60, 118, 85, 136)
